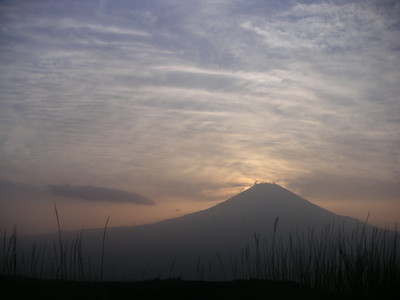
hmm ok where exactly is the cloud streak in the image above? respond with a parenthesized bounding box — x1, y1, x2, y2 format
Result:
(48, 184, 155, 205)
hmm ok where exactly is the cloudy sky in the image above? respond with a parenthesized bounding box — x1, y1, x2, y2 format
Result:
(1, 0, 399, 234)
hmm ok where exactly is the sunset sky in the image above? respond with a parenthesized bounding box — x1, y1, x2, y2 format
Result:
(1, 0, 399, 234)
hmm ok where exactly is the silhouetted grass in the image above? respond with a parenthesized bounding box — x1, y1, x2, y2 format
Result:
(1, 217, 399, 299)
(213, 220, 399, 298)
(1, 207, 93, 282)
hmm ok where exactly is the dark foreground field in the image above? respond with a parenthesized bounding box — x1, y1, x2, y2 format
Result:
(1, 275, 355, 300)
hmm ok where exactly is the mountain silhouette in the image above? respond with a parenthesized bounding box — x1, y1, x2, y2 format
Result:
(112, 183, 361, 247)
(18, 183, 371, 280)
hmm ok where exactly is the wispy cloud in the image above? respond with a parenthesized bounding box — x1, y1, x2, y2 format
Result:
(289, 173, 400, 202)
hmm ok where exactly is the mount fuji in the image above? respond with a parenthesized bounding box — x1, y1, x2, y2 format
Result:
(18, 183, 373, 280)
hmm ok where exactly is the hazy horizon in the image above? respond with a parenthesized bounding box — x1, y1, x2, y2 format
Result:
(1, 0, 399, 235)
(1, 180, 397, 236)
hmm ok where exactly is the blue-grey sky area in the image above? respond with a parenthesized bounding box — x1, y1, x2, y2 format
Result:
(1, 0, 399, 234)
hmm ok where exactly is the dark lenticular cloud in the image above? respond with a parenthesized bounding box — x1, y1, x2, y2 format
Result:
(48, 185, 155, 205)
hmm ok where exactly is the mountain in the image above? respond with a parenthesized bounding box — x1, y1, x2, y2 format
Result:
(15, 183, 372, 280)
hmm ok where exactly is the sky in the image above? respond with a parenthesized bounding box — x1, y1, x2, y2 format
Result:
(1, 0, 399, 235)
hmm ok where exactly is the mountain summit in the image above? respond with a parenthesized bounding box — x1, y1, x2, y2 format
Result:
(160, 183, 355, 236)
(202, 183, 333, 217)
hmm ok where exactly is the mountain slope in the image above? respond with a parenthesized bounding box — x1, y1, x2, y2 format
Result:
(117, 183, 360, 241)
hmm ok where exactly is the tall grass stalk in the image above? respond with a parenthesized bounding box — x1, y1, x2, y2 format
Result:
(100, 216, 110, 282)
(54, 203, 65, 280)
